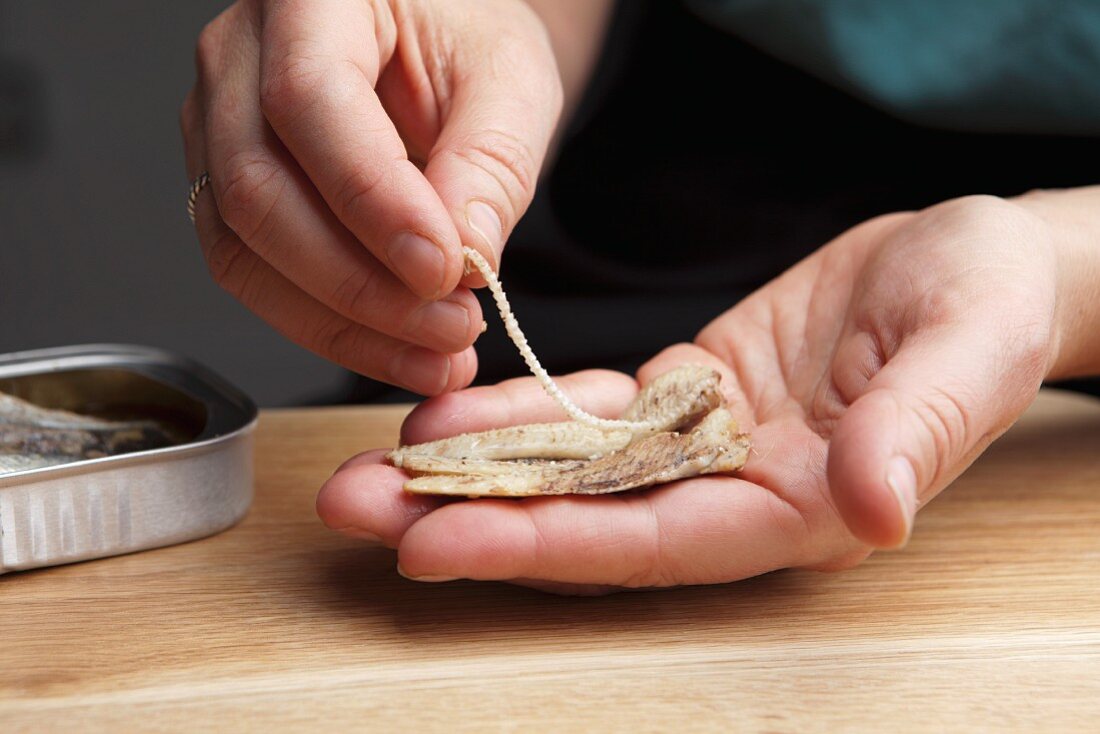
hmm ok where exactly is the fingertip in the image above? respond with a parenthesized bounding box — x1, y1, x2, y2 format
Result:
(827, 390, 915, 549)
(400, 391, 464, 446)
(386, 231, 459, 301)
(388, 347, 454, 396)
(404, 287, 483, 354)
(443, 346, 479, 393)
(316, 460, 388, 532)
(394, 348, 476, 444)
(463, 199, 504, 273)
(400, 344, 476, 398)
(456, 288, 486, 348)
(436, 233, 470, 298)
(883, 455, 918, 548)
(413, 210, 471, 300)
(460, 346, 479, 386)
(317, 460, 444, 545)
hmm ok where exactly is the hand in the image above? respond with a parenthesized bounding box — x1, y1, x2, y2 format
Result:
(180, 0, 562, 394)
(317, 195, 1061, 592)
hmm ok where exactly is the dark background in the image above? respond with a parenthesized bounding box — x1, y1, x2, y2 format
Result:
(2, 1, 1097, 406)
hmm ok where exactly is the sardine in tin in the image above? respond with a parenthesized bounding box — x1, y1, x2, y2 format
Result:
(0, 345, 257, 574)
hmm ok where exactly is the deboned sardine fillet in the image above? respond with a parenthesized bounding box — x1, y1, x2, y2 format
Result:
(403, 408, 750, 497)
(388, 365, 723, 466)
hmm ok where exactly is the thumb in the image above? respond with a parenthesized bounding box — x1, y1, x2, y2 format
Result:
(827, 324, 1047, 549)
(421, 18, 562, 284)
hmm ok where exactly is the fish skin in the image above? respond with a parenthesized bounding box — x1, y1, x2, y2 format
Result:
(404, 409, 750, 498)
(0, 391, 177, 475)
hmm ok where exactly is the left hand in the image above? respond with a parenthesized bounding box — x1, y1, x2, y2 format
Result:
(180, 0, 563, 394)
(317, 195, 1060, 593)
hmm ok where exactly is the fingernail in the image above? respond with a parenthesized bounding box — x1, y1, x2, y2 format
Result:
(388, 232, 446, 299)
(885, 456, 918, 547)
(389, 346, 450, 395)
(335, 526, 384, 545)
(466, 201, 502, 263)
(405, 299, 471, 352)
(398, 564, 459, 583)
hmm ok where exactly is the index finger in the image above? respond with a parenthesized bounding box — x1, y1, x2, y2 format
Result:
(399, 369, 639, 445)
(258, 0, 464, 300)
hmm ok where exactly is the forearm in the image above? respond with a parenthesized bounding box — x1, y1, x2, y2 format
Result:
(524, 0, 615, 122)
(1015, 185, 1100, 379)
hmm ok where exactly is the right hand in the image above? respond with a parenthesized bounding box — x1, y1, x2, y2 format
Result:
(180, 0, 563, 395)
(316, 196, 1065, 592)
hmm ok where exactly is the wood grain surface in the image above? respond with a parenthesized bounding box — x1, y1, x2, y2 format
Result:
(2, 391, 1099, 732)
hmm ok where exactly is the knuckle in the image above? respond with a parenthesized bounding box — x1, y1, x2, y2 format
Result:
(942, 193, 1007, 216)
(330, 267, 384, 321)
(260, 53, 328, 124)
(312, 317, 367, 371)
(451, 129, 539, 214)
(912, 387, 972, 474)
(853, 210, 914, 239)
(928, 194, 1037, 237)
(194, 13, 229, 84)
(495, 30, 563, 107)
(331, 164, 390, 225)
(619, 505, 673, 588)
(911, 287, 971, 330)
(195, 3, 255, 86)
(217, 151, 285, 243)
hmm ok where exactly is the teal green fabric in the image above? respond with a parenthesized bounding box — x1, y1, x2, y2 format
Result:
(686, 0, 1100, 134)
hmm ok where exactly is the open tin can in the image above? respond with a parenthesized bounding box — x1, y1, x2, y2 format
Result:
(0, 344, 257, 574)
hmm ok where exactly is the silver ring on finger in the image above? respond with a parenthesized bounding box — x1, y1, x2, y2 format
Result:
(187, 171, 211, 224)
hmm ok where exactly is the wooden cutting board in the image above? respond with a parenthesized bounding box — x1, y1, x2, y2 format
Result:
(2, 392, 1098, 732)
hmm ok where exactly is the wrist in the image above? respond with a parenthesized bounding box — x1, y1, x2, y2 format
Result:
(1013, 186, 1100, 380)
